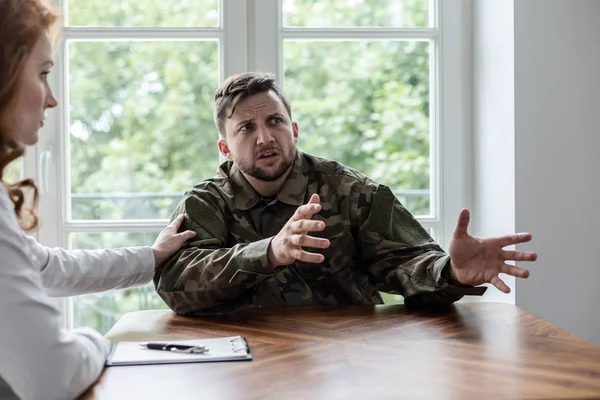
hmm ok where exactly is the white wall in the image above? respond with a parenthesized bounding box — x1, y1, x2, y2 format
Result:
(473, 0, 600, 345)
(472, 0, 516, 304)
(513, 0, 600, 346)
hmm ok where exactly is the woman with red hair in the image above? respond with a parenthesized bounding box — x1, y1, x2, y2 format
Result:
(0, 1, 195, 398)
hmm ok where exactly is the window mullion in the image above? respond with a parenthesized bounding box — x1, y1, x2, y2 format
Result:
(62, 27, 223, 40)
(281, 27, 438, 40)
(64, 220, 169, 233)
(250, 0, 281, 84)
(35, 49, 66, 249)
(439, 0, 472, 251)
(222, 0, 248, 80)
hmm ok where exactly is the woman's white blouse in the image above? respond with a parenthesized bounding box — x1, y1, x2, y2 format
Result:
(0, 185, 155, 400)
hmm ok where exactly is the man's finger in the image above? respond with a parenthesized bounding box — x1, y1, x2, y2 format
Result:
(490, 275, 510, 293)
(292, 203, 321, 221)
(497, 233, 533, 247)
(292, 234, 330, 249)
(453, 208, 470, 237)
(293, 219, 326, 233)
(500, 263, 530, 279)
(502, 250, 537, 262)
(308, 193, 320, 204)
(291, 248, 325, 264)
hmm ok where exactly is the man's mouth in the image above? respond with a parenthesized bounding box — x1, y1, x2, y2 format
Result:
(257, 151, 280, 160)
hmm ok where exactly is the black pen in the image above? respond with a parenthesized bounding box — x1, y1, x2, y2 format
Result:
(139, 342, 209, 354)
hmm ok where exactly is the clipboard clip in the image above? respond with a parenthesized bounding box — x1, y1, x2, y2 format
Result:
(230, 337, 249, 353)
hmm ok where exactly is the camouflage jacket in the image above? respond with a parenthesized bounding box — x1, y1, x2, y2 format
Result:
(154, 152, 486, 315)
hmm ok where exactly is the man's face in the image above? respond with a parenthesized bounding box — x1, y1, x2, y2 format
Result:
(218, 91, 299, 182)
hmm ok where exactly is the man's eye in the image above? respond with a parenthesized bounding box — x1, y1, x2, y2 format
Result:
(240, 123, 253, 132)
(40, 72, 50, 81)
(270, 117, 282, 124)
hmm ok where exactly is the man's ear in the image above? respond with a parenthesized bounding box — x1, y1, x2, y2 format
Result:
(218, 138, 232, 160)
(292, 122, 299, 144)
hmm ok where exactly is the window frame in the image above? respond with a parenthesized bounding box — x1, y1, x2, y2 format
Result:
(27, 0, 472, 328)
(251, 0, 471, 249)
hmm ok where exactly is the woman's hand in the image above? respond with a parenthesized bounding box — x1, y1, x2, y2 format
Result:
(151, 214, 196, 269)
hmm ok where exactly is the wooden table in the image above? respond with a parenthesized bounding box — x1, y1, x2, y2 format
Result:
(81, 303, 600, 399)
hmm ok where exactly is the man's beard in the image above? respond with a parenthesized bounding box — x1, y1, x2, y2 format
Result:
(238, 148, 296, 182)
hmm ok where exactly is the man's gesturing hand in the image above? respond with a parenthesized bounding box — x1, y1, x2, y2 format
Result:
(449, 208, 537, 293)
(267, 194, 331, 268)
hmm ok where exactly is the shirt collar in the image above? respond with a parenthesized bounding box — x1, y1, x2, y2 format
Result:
(226, 151, 308, 211)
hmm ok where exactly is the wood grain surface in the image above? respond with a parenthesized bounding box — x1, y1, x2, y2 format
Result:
(81, 303, 600, 400)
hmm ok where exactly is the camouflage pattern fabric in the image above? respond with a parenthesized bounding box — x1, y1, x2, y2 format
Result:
(154, 152, 486, 315)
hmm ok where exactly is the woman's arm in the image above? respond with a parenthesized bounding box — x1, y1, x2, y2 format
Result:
(29, 235, 156, 297)
(27, 214, 195, 297)
(0, 211, 110, 400)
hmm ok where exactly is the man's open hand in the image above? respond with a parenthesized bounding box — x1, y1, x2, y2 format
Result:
(449, 209, 538, 293)
(267, 194, 330, 268)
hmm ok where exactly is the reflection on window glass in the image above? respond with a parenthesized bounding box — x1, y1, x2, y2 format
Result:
(68, 0, 219, 27)
(283, 0, 429, 28)
(4, 158, 22, 183)
(70, 232, 168, 334)
(68, 41, 219, 220)
(284, 40, 431, 216)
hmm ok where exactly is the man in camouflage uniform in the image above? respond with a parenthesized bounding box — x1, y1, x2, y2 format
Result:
(154, 72, 537, 315)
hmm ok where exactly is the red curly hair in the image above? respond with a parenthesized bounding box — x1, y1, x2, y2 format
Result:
(0, 0, 60, 231)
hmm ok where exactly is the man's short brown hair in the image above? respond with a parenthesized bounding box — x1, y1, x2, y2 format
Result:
(213, 72, 292, 137)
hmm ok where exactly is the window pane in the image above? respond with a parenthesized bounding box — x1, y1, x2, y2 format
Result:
(68, 41, 219, 220)
(70, 232, 168, 334)
(283, 0, 430, 28)
(284, 40, 431, 216)
(67, 0, 219, 27)
(4, 158, 22, 183)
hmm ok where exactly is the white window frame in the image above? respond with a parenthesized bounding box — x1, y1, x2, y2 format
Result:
(25, 0, 472, 328)
(34, 0, 249, 328)
(250, 0, 471, 250)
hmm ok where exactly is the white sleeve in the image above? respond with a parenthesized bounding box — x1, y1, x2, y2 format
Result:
(26, 235, 155, 297)
(0, 211, 110, 400)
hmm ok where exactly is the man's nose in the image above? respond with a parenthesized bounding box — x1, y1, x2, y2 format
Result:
(256, 127, 275, 145)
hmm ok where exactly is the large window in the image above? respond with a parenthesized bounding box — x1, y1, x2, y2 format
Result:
(38, 0, 244, 333)
(35, 0, 468, 333)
